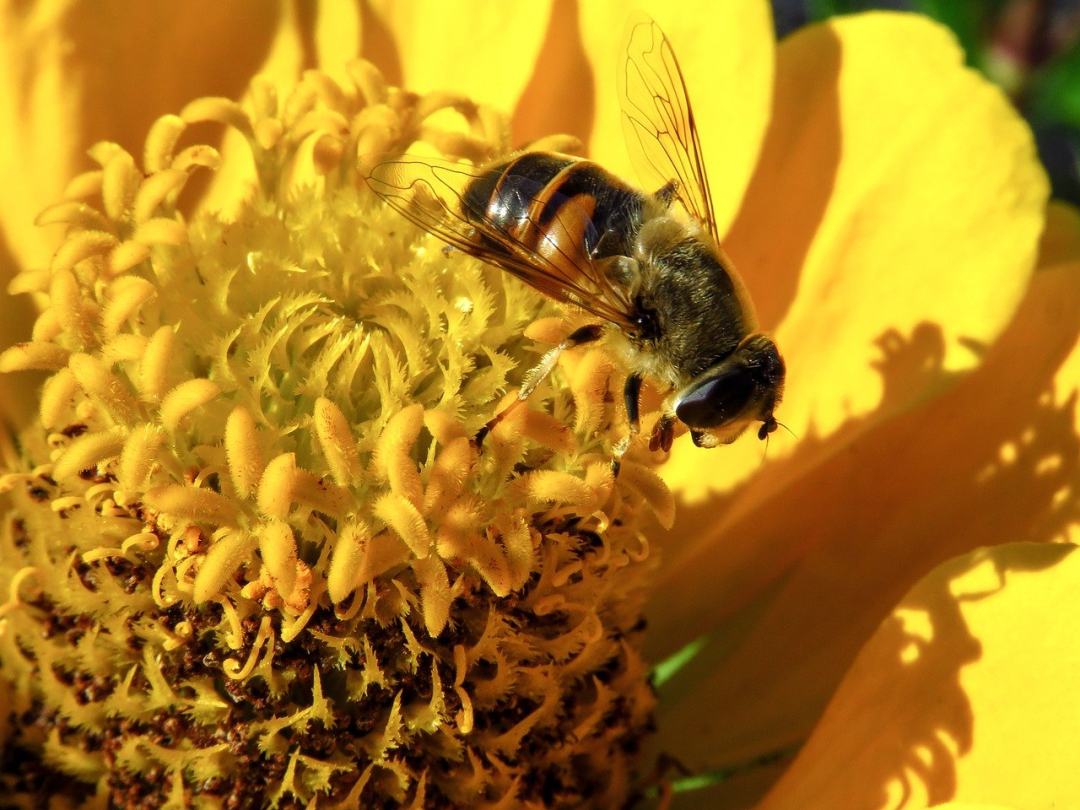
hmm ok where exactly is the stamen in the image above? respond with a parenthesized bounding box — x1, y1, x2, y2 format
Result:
(224, 615, 274, 679)
(0, 567, 41, 618)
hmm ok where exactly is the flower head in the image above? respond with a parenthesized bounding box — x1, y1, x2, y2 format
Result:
(0, 60, 672, 807)
(0, 2, 1077, 809)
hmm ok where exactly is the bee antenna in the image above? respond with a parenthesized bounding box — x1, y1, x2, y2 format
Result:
(776, 420, 798, 440)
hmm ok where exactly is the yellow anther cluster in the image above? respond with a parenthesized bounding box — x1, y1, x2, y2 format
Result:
(0, 60, 669, 807)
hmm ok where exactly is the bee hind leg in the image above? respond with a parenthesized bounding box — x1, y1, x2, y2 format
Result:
(654, 179, 679, 207)
(473, 324, 604, 449)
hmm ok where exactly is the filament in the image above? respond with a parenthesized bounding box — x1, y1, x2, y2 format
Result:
(224, 615, 275, 680)
(0, 567, 41, 618)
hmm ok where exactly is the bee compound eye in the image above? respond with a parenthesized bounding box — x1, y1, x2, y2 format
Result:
(674, 363, 756, 430)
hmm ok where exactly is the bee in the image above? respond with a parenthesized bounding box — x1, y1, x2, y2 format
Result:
(366, 17, 784, 464)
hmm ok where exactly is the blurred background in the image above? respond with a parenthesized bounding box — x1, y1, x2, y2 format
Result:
(773, 0, 1080, 204)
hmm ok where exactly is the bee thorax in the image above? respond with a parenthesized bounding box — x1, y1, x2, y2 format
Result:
(634, 215, 694, 264)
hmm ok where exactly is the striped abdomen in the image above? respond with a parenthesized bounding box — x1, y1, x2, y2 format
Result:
(463, 152, 646, 278)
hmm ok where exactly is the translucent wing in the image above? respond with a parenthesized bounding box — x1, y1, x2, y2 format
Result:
(366, 157, 638, 328)
(618, 16, 719, 241)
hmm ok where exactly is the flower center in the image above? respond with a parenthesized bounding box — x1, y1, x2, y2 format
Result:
(0, 59, 672, 808)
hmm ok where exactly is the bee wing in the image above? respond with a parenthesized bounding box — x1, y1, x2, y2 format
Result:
(618, 16, 719, 242)
(366, 156, 638, 328)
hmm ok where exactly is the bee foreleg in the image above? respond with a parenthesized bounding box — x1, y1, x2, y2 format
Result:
(611, 372, 644, 476)
(474, 324, 604, 448)
(650, 413, 676, 453)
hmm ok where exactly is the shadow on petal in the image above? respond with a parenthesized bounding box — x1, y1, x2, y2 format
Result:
(724, 21, 841, 333)
(669, 761, 794, 810)
(757, 542, 1079, 809)
(367, 0, 552, 115)
(62, 1, 282, 163)
(359, 0, 403, 87)
(647, 202, 1080, 798)
(512, 0, 594, 149)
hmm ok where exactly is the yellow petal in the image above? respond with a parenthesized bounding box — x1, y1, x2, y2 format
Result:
(368, 0, 552, 116)
(664, 12, 1047, 503)
(202, 0, 544, 216)
(578, 0, 773, 240)
(759, 543, 1080, 810)
(192, 3, 312, 218)
(0, 265, 44, 432)
(313, 1, 362, 86)
(0, 1, 286, 270)
(649, 199, 1080, 787)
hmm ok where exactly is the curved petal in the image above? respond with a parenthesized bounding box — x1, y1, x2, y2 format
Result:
(663, 12, 1048, 503)
(313, 1, 362, 85)
(759, 542, 1080, 809)
(648, 200, 1080, 791)
(0, 237, 37, 433)
(578, 0, 774, 240)
(367, 0, 552, 116)
(0, 1, 289, 270)
(511, 0, 596, 149)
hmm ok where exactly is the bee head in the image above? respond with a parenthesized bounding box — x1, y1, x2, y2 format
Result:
(673, 334, 785, 444)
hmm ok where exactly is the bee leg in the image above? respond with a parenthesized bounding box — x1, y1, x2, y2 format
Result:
(473, 324, 604, 449)
(654, 179, 679, 207)
(472, 398, 526, 449)
(649, 413, 676, 453)
(611, 372, 644, 476)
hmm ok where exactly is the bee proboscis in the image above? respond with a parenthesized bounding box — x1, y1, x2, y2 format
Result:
(367, 17, 785, 465)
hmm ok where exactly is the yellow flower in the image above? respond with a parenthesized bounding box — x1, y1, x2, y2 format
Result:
(0, 6, 667, 808)
(0, 2, 1075, 810)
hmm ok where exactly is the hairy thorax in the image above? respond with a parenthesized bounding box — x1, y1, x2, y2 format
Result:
(615, 214, 754, 390)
